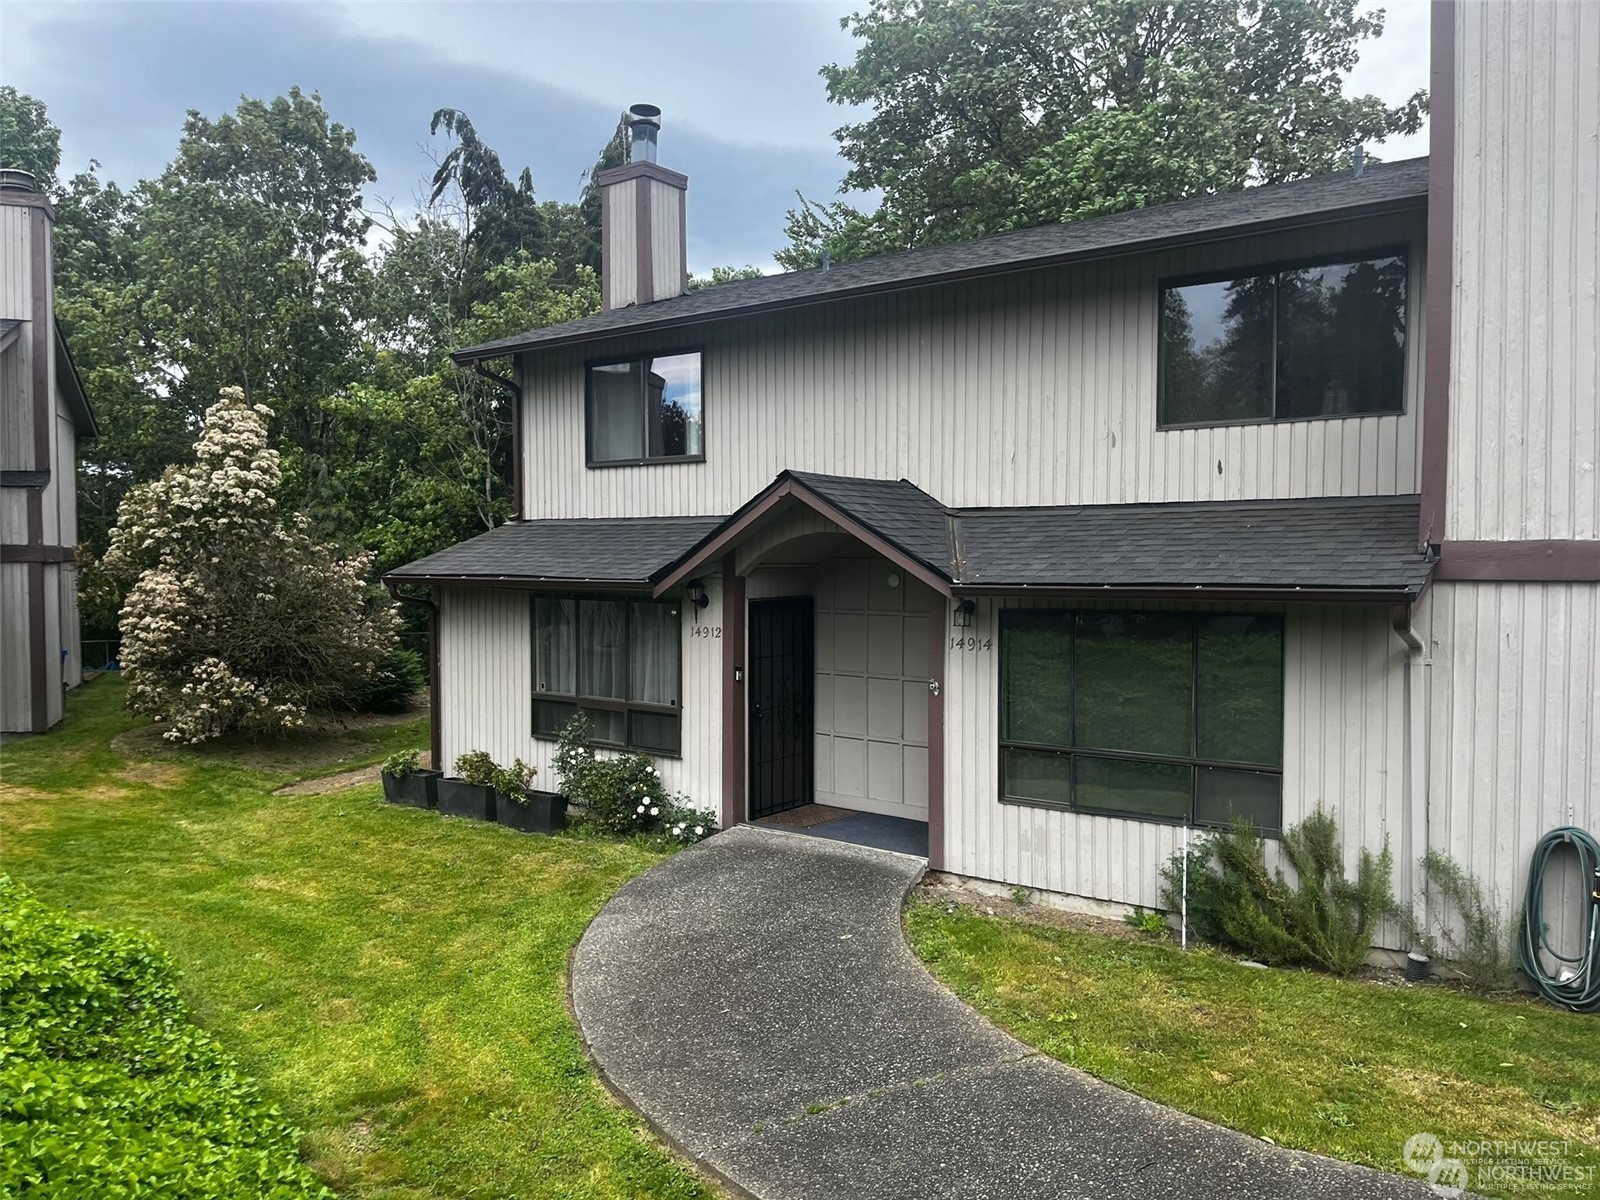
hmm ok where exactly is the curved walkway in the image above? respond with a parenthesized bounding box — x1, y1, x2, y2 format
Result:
(572, 826, 1432, 1200)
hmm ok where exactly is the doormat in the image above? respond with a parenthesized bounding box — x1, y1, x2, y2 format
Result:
(760, 803, 852, 829)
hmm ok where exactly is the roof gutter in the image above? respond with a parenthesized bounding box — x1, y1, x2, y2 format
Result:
(381, 573, 653, 592)
(450, 194, 1428, 365)
(949, 583, 1422, 605)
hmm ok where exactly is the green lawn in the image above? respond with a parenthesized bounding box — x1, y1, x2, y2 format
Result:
(0, 678, 713, 1200)
(906, 898, 1600, 1198)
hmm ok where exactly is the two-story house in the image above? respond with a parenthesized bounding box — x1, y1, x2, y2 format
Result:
(388, 0, 1597, 951)
(1, 168, 97, 734)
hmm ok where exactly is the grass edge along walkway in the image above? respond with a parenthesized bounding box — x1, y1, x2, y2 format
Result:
(905, 896, 1600, 1200)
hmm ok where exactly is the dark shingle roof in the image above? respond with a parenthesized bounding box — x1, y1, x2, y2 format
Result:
(452, 158, 1428, 363)
(384, 516, 723, 586)
(787, 471, 953, 573)
(954, 495, 1431, 593)
(386, 480, 1431, 599)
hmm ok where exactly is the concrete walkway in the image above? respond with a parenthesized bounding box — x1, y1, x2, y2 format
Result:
(571, 826, 1433, 1200)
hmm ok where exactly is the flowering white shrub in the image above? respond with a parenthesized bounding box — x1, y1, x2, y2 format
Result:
(104, 388, 398, 742)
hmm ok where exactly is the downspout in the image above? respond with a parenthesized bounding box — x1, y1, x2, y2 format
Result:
(387, 582, 442, 772)
(473, 361, 523, 522)
(1392, 604, 1432, 946)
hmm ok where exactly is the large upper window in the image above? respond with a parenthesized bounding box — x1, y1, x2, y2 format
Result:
(586, 351, 704, 466)
(532, 597, 682, 754)
(1158, 252, 1408, 427)
(999, 610, 1284, 832)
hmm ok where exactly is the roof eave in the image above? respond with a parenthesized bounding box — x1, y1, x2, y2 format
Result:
(949, 582, 1424, 604)
(379, 572, 654, 591)
(450, 190, 1428, 365)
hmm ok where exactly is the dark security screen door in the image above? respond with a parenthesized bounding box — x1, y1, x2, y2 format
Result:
(748, 597, 814, 820)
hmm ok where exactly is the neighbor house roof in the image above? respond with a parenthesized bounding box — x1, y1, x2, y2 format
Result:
(384, 516, 724, 587)
(452, 157, 1428, 363)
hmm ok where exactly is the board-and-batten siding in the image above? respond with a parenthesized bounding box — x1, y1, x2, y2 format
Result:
(437, 581, 724, 814)
(943, 597, 1413, 947)
(1418, 582, 1598, 954)
(1447, 0, 1600, 542)
(521, 210, 1426, 521)
(602, 183, 638, 309)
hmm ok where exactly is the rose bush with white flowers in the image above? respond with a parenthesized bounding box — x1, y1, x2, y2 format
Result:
(103, 387, 398, 743)
(553, 713, 716, 843)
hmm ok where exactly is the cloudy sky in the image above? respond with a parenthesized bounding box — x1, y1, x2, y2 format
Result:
(2, 1, 1430, 273)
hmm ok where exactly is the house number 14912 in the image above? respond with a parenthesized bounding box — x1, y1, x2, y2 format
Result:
(691, 625, 722, 639)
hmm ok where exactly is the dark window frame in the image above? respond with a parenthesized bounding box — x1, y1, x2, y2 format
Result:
(530, 593, 684, 756)
(584, 347, 707, 468)
(1156, 246, 1411, 431)
(996, 608, 1286, 834)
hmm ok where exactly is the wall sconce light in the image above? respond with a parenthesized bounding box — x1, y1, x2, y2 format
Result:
(685, 579, 710, 610)
(952, 598, 976, 628)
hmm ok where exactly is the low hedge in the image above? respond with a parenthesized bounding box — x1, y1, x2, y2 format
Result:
(0, 875, 332, 1199)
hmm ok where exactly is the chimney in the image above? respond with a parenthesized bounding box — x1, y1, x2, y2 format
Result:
(598, 103, 688, 310)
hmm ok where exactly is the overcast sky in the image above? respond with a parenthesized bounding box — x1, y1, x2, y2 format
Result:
(1, 0, 1431, 274)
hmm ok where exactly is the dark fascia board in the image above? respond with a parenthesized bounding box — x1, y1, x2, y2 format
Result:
(950, 583, 1420, 605)
(451, 162, 1428, 364)
(1434, 540, 1600, 582)
(53, 321, 98, 439)
(0, 469, 49, 488)
(651, 471, 955, 599)
(0, 320, 21, 354)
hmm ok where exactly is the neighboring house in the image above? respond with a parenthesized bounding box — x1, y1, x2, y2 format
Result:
(388, 0, 1597, 947)
(1, 169, 97, 734)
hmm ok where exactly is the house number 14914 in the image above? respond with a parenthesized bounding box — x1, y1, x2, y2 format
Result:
(949, 636, 992, 651)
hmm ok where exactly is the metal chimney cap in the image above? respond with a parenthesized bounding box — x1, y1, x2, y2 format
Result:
(0, 168, 40, 194)
(628, 103, 662, 124)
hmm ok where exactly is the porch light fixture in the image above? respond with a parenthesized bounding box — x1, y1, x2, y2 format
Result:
(952, 598, 976, 628)
(685, 579, 710, 610)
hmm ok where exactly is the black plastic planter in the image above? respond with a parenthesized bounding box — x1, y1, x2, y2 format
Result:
(382, 768, 440, 809)
(496, 790, 568, 835)
(436, 778, 497, 821)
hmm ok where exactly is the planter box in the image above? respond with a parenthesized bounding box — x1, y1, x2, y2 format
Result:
(496, 790, 568, 835)
(382, 768, 440, 809)
(436, 778, 497, 821)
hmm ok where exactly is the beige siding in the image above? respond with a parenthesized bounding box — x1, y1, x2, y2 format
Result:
(1447, 0, 1600, 541)
(53, 402, 76, 547)
(602, 183, 638, 309)
(437, 581, 723, 814)
(1, 329, 33, 474)
(1418, 582, 1599, 955)
(0, 206, 29, 319)
(648, 177, 684, 302)
(0, 490, 25, 543)
(1, 561, 30, 728)
(524, 210, 1426, 519)
(942, 597, 1414, 947)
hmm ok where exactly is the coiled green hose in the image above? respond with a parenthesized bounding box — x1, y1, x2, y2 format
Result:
(1518, 826, 1600, 1013)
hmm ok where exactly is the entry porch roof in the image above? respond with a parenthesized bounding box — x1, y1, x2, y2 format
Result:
(386, 472, 1434, 604)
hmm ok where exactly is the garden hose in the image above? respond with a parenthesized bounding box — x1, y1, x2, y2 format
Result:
(1518, 826, 1600, 1013)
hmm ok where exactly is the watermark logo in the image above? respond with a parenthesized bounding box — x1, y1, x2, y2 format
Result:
(1403, 1132, 1597, 1196)
(1404, 1132, 1467, 1198)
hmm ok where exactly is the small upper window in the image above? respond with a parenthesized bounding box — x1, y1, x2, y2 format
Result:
(586, 351, 703, 466)
(1158, 253, 1407, 427)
